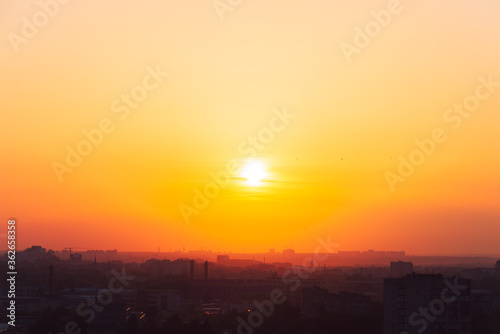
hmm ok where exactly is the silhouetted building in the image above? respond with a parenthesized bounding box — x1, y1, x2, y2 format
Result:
(459, 267, 491, 280)
(17, 245, 47, 263)
(137, 290, 181, 313)
(217, 255, 230, 265)
(383, 274, 471, 334)
(190, 279, 285, 300)
(69, 253, 82, 263)
(144, 258, 192, 278)
(283, 249, 295, 257)
(214, 255, 259, 268)
(302, 287, 371, 316)
(471, 290, 500, 316)
(87, 299, 126, 334)
(390, 261, 414, 277)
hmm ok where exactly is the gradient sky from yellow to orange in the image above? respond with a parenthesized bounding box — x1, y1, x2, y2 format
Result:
(1, 0, 499, 254)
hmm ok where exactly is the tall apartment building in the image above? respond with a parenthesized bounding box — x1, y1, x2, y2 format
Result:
(384, 274, 471, 334)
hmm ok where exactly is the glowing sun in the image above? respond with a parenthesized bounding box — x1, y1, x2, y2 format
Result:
(241, 161, 267, 186)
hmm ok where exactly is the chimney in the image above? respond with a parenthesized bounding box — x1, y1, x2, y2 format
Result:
(204, 261, 208, 280)
(190, 260, 195, 279)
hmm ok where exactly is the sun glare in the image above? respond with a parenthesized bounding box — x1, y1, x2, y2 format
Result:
(241, 161, 267, 186)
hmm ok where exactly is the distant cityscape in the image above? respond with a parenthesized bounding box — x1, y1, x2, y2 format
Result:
(9, 245, 500, 267)
(1, 246, 499, 333)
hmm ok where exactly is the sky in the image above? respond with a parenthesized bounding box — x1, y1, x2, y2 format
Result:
(1, 0, 499, 255)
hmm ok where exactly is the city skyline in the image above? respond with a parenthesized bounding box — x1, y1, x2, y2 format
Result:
(11, 244, 500, 263)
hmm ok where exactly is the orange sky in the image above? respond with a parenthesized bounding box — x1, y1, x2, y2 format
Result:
(1, 0, 499, 254)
